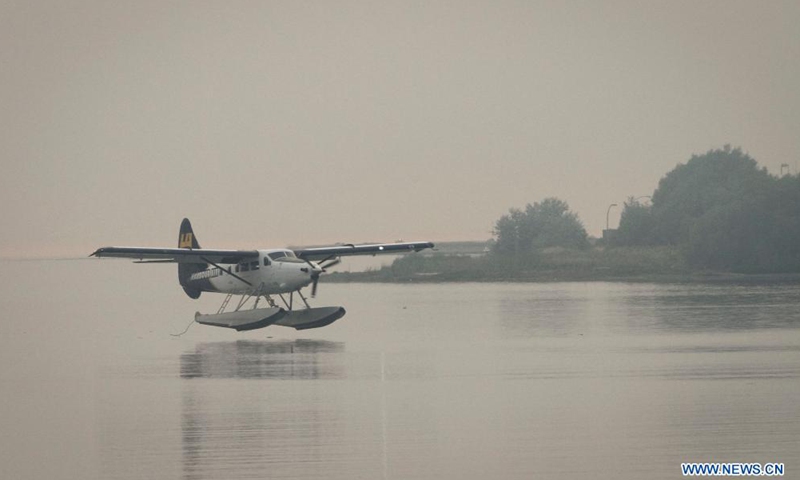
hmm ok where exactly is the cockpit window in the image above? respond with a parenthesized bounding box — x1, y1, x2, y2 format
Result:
(268, 250, 303, 263)
(268, 251, 287, 261)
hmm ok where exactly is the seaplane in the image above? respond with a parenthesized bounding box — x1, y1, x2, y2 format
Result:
(91, 218, 434, 331)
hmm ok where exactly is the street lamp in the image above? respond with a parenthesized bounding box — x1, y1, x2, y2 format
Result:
(606, 203, 618, 231)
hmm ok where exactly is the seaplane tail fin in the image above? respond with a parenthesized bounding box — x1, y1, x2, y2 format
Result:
(179, 218, 201, 249)
(178, 218, 204, 299)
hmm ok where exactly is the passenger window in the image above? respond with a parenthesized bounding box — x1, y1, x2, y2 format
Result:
(241, 263, 249, 272)
(263, 257, 270, 266)
(235, 265, 239, 273)
(251, 261, 259, 270)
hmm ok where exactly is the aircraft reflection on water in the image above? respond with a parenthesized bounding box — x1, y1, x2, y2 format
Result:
(180, 340, 346, 380)
(179, 339, 377, 479)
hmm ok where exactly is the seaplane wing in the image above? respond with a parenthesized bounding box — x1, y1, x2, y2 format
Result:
(90, 246, 259, 264)
(294, 241, 435, 261)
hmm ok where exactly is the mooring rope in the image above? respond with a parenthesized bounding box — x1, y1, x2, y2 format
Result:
(170, 318, 196, 337)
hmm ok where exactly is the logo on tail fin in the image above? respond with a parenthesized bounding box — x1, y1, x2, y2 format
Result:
(179, 233, 194, 248)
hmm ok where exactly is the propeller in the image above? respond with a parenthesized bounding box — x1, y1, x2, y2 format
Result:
(311, 272, 320, 297)
(305, 257, 341, 298)
(320, 258, 341, 270)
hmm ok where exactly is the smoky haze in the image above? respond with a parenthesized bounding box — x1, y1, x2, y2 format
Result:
(1, 1, 799, 257)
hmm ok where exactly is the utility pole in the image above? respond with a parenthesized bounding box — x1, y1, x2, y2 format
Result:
(603, 203, 618, 243)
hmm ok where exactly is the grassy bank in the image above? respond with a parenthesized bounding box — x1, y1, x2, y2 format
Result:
(325, 246, 800, 284)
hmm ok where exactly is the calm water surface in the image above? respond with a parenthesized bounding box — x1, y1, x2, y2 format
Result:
(1, 259, 799, 479)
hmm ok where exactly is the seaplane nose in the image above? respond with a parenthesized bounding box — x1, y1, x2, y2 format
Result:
(310, 262, 324, 274)
(302, 261, 323, 275)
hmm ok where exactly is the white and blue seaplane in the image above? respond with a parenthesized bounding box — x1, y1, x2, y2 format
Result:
(92, 219, 434, 331)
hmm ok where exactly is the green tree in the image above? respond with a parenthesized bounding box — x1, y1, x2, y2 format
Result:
(493, 198, 588, 255)
(650, 145, 772, 245)
(615, 196, 656, 246)
(644, 146, 800, 272)
(685, 174, 800, 272)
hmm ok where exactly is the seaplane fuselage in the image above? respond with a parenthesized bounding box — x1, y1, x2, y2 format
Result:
(185, 249, 321, 296)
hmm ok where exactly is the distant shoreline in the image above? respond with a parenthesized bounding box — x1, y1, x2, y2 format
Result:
(325, 270, 800, 285)
(324, 246, 800, 285)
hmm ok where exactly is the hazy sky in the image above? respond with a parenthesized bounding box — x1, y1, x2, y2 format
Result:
(2, 1, 799, 257)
